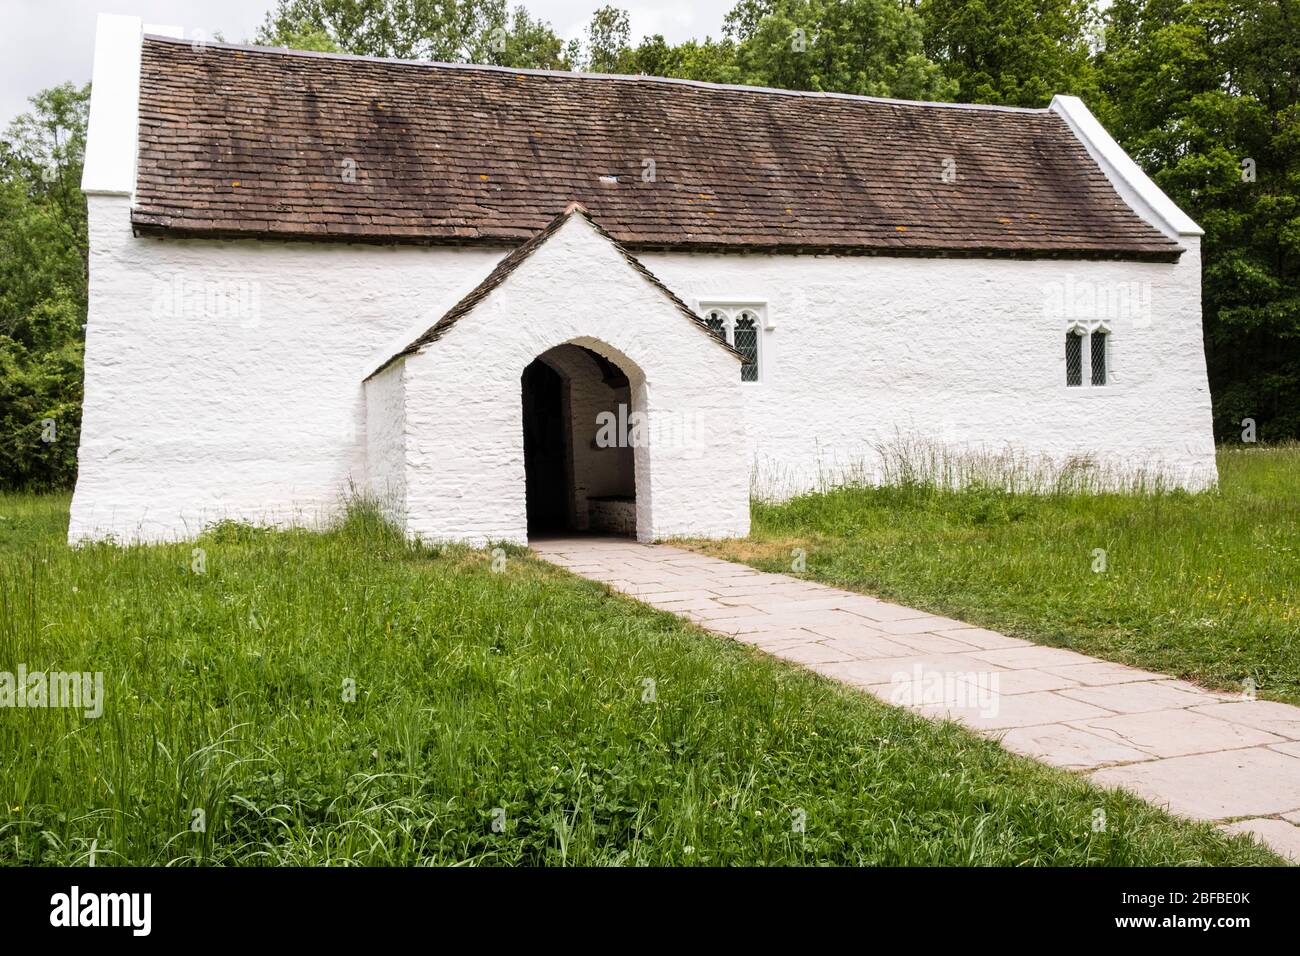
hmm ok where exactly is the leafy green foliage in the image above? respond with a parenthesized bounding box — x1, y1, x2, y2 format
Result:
(572, 8, 741, 83)
(920, 0, 1101, 106)
(1098, 0, 1300, 440)
(0, 84, 88, 490)
(257, 0, 572, 68)
(721, 0, 956, 100)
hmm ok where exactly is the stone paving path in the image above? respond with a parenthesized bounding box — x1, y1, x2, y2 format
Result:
(531, 536, 1300, 862)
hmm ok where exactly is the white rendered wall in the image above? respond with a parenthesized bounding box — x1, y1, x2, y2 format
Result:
(69, 194, 505, 542)
(393, 215, 752, 545)
(72, 199, 1215, 543)
(364, 361, 407, 525)
(640, 243, 1217, 497)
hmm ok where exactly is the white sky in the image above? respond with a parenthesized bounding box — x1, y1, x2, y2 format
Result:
(2, 0, 736, 129)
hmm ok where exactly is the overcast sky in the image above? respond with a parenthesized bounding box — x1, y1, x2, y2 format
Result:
(2, 0, 735, 129)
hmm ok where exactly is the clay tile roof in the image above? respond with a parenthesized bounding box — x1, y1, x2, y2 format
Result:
(132, 36, 1182, 261)
(366, 204, 743, 380)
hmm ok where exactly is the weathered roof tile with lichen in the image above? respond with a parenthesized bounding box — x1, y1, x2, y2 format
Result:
(131, 36, 1182, 261)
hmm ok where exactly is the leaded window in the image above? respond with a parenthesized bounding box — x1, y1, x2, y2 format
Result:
(733, 312, 759, 382)
(697, 303, 765, 383)
(705, 309, 727, 342)
(1066, 331, 1083, 387)
(1090, 329, 1108, 386)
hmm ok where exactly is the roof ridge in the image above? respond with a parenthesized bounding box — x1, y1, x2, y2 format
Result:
(141, 34, 1051, 114)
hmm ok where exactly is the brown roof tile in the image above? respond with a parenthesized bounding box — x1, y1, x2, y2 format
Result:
(133, 37, 1182, 261)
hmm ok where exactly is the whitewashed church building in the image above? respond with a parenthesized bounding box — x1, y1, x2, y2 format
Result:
(70, 14, 1216, 545)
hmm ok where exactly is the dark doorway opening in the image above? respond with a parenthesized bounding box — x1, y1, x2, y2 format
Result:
(521, 358, 569, 534)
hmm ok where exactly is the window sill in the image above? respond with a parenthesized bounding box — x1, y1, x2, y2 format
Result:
(1062, 385, 1116, 394)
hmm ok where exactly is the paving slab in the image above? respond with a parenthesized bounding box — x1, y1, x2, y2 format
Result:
(1058, 680, 1210, 714)
(1154, 678, 1242, 701)
(531, 536, 1300, 861)
(813, 634, 919, 660)
(839, 601, 936, 623)
(631, 584, 721, 600)
(916, 691, 1112, 731)
(892, 633, 1006, 656)
(1191, 700, 1300, 740)
(872, 614, 975, 636)
(1219, 819, 1300, 863)
(960, 667, 1081, 696)
(972, 645, 1101, 670)
(1072, 709, 1284, 758)
(653, 598, 730, 613)
(995, 723, 1154, 770)
(684, 605, 765, 622)
(1091, 747, 1300, 820)
(812, 653, 991, 691)
(732, 628, 826, 652)
(770, 641, 862, 666)
(932, 627, 1033, 650)
(799, 620, 896, 643)
(1042, 661, 1174, 686)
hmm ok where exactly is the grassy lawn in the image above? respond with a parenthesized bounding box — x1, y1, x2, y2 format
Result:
(0, 493, 1283, 866)
(689, 446, 1300, 706)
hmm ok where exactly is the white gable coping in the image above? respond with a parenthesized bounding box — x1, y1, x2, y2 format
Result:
(82, 15, 181, 197)
(82, 14, 143, 196)
(1050, 94, 1202, 241)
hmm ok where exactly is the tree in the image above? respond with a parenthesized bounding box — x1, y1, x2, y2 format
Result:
(625, 36, 742, 84)
(268, 27, 343, 52)
(0, 83, 90, 489)
(723, 0, 957, 101)
(1098, 0, 1300, 439)
(919, 0, 1101, 106)
(580, 5, 634, 73)
(568, 7, 740, 82)
(571, 1, 952, 97)
(257, 0, 572, 68)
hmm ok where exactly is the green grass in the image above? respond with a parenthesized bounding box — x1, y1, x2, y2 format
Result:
(690, 445, 1300, 705)
(0, 492, 1283, 865)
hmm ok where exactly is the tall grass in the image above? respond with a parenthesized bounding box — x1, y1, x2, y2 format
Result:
(0, 492, 1281, 865)
(751, 432, 1223, 501)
